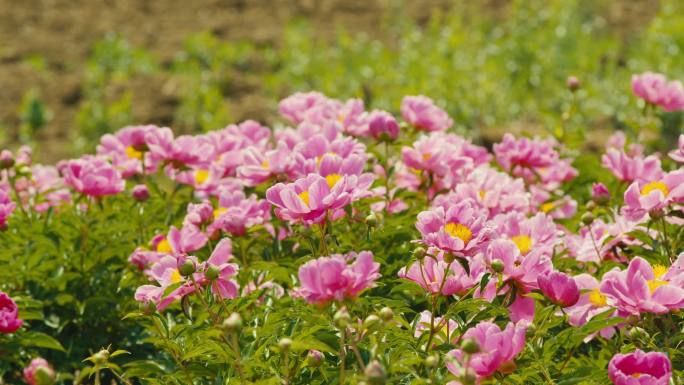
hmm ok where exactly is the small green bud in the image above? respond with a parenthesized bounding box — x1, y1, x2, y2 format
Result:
(334, 308, 351, 329)
(222, 312, 242, 333)
(585, 201, 596, 211)
(363, 315, 380, 330)
(649, 208, 665, 220)
(364, 360, 387, 385)
(278, 338, 292, 352)
(178, 259, 196, 277)
(628, 327, 648, 340)
(412, 246, 427, 260)
(379, 307, 394, 322)
(205, 264, 220, 280)
(491, 259, 505, 273)
(462, 371, 477, 385)
(305, 349, 324, 368)
(460, 338, 480, 355)
(443, 252, 456, 264)
(581, 212, 594, 225)
(139, 301, 156, 315)
(93, 349, 109, 365)
(424, 354, 439, 368)
(365, 212, 378, 226)
(34, 366, 56, 385)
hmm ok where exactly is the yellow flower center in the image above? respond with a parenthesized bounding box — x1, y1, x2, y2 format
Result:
(170, 269, 182, 284)
(125, 146, 143, 160)
(653, 264, 668, 279)
(588, 288, 607, 307)
(337, 114, 345, 123)
(325, 173, 342, 188)
(194, 169, 210, 185)
(156, 239, 172, 253)
(422, 153, 432, 161)
(511, 235, 532, 255)
(214, 207, 227, 219)
(631, 373, 642, 378)
(479, 190, 486, 199)
(641, 181, 669, 197)
(298, 191, 310, 207)
(647, 279, 667, 294)
(540, 202, 555, 213)
(261, 160, 269, 169)
(444, 222, 473, 244)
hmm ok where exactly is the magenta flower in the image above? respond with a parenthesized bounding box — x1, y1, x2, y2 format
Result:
(367, 110, 400, 141)
(266, 173, 353, 225)
(669, 134, 684, 163)
(398, 252, 478, 296)
(183, 201, 214, 227)
(599, 257, 684, 315)
(416, 200, 494, 257)
(602, 148, 662, 184)
(0, 291, 23, 333)
(608, 350, 671, 385)
(201, 238, 240, 299)
(0, 188, 16, 229)
(632, 72, 684, 112)
(278, 92, 330, 124)
(622, 170, 684, 220)
(23, 358, 55, 385)
(294, 251, 380, 305)
(208, 190, 271, 236)
(131, 184, 149, 201)
(494, 134, 558, 172)
(485, 239, 552, 293)
(537, 271, 580, 307)
(237, 144, 295, 186)
(96, 125, 160, 177)
(592, 182, 611, 204)
(493, 212, 559, 257)
(446, 321, 527, 379)
(61, 156, 125, 197)
(135, 255, 197, 310)
(401, 95, 453, 132)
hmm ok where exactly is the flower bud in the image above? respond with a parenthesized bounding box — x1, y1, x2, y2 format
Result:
(581, 212, 594, 225)
(443, 252, 456, 264)
(649, 208, 665, 220)
(363, 315, 380, 330)
(34, 366, 56, 385)
(490, 259, 505, 273)
(131, 184, 150, 202)
(306, 349, 324, 368)
(460, 338, 480, 354)
(566, 76, 580, 92)
(205, 264, 220, 281)
(585, 201, 596, 211)
(223, 313, 242, 333)
(178, 258, 196, 277)
(93, 349, 109, 365)
(139, 301, 156, 315)
(591, 183, 610, 205)
(0, 150, 15, 169)
(365, 212, 378, 227)
(278, 338, 292, 352)
(412, 247, 426, 260)
(378, 307, 394, 322)
(424, 354, 439, 368)
(628, 326, 648, 340)
(333, 308, 351, 329)
(364, 360, 387, 385)
(462, 371, 477, 385)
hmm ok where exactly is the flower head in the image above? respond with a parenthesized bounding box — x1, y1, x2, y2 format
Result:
(537, 271, 580, 307)
(401, 95, 453, 132)
(632, 72, 684, 112)
(609, 350, 671, 385)
(0, 291, 23, 333)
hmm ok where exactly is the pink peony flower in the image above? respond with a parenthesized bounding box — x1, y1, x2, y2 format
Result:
(494, 134, 558, 173)
(622, 169, 684, 221)
(564, 274, 617, 340)
(401, 95, 453, 132)
(208, 190, 271, 236)
(632, 72, 684, 112)
(266, 173, 353, 225)
(492, 212, 559, 258)
(601, 148, 662, 184)
(669, 134, 684, 163)
(60, 156, 125, 197)
(485, 239, 552, 293)
(592, 182, 611, 204)
(367, 110, 400, 141)
(446, 321, 527, 379)
(537, 271, 580, 307)
(414, 310, 458, 344)
(131, 184, 149, 201)
(608, 350, 671, 385)
(0, 291, 23, 333)
(96, 125, 160, 177)
(398, 252, 478, 296)
(202, 238, 240, 299)
(278, 92, 331, 124)
(0, 188, 16, 229)
(166, 225, 208, 254)
(294, 251, 380, 305)
(23, 358, 55, 385)
(415, 200, 494, 257)
(236, 144, 295, 186)
(600, 257, 684, 315)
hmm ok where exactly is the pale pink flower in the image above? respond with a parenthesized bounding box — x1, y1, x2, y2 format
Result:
(401, 95, 453, 131)
(398, 252, 478, 296)
(493, 212, 560, 257)
(622, 169, 684, 220)
(208, 190, 271, 236)
(367, 110, 400, 141)
(632, 72, 684, 112)
(669, 134, 684, 163)
(413, 310, 458, 344)
(602, 148, 662, 184)
(485, 239, 552, 293)
(294, 251, 380, 305)
(564, 274, 617, 340)
(60, 156, 125, 197)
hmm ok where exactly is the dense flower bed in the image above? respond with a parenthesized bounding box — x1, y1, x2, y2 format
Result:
(0, 72, 683, 384)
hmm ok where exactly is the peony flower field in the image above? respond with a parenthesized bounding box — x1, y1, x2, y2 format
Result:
(2, 71, 684, 384)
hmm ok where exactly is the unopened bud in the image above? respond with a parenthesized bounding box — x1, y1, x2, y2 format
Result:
(131, 184, 150, 202)
(379, 307, 394, 322)
(424, 354, 439, 368)
(278, 338, 292, 352)
(0, 150, 14, 169)
(205, 264, 220, 280)
(566, 76, 580, 92)
(363, 315, 380, 330)
(334, 308, 351, 329)
(306, 349, 324, 367)
(34, 366, 56, 385)
(462, 371, 477, 385)
(412, 247, 426, 260)
(223, 313, 242, 333)
(585, 201, 596, 211)
(491, 260, 505, 273)
(93, 350, 109, 365)
(581, 212, 594, 225)
(365, 212, 378, 227)
(628, 327, 648, 340)
(178, 258, 196, 277)
(460, 338, 480, 355)
(443, 252, 456, 264)
(139, 301, 156, 315)
(649, 208, 665, 220)
(364, 360, 387, 385)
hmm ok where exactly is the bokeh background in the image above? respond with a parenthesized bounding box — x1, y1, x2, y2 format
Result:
(1, 0, 683, 162)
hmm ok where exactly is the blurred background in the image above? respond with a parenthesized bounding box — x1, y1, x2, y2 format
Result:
(1, 0, 683, 162)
